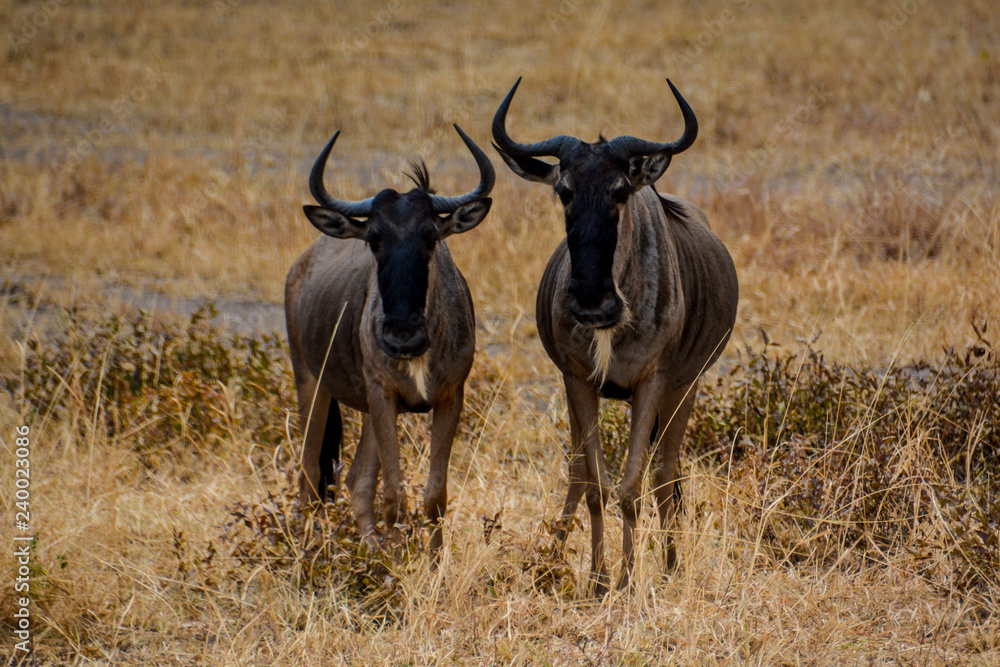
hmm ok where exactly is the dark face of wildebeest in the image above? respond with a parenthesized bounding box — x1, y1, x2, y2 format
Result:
(492, 77, 697, 330)
(303, 127, 492, 359)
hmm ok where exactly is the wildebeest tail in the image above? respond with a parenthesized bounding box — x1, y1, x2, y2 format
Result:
(317, 398, 342, 500)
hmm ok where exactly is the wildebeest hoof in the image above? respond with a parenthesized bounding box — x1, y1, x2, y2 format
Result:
(590, 569, 611, 598)
(360, 531, 381, 553)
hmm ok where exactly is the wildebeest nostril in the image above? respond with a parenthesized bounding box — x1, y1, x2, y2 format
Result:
(380, 325, 430, 359)
(567, 289, 623, 329)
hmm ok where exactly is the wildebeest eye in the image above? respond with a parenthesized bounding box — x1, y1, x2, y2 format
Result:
(554, 181, 574, 204)
(610, 181, 631, 203)
(366, 231, 382, 252)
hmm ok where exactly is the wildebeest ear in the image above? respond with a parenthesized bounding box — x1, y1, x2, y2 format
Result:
(493, 143, 560, 184)
(628, 150, 672, 190)
(438, 198, 492, 237)
(303, 205, 369, 239)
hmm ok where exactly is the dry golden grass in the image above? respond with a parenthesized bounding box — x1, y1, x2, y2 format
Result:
(2, 0, 999, 664)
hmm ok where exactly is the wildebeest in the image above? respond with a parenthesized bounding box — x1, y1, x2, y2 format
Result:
(493, 77, 738, 593)
(285, 124, 494, 556)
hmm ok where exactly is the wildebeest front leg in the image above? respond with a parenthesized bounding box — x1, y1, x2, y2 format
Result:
(617, 374, 668, 590)
(651, 381, 697, 572)
(348, 416, 381, 547)
(425, 386, 463, 562)
(554, 379, 587, 544)
(563, 374, 611, 595)
(368, 385, 407, 543)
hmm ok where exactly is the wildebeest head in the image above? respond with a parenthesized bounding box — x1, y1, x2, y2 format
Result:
(492, 78, 697, 329)
(303, 125, 494, 359)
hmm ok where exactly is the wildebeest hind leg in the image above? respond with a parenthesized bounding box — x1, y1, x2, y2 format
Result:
(295, 373, 332, 505)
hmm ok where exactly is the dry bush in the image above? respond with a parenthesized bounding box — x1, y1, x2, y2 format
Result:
(7, 305, 291, 469)
(689, 326, 999, 592)
(3, 308, 998, 663)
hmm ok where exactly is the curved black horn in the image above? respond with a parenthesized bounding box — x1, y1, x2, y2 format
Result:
(492, 76, 581, 160)
(428, 124, 496, 214)
(607, 79, 698, 160)
(309, 131, 376, 218)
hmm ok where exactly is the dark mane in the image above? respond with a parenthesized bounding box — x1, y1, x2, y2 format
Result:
(404, 159, 434, 193)
(597, 133, 608, 144)
(652, 185, 690, 224)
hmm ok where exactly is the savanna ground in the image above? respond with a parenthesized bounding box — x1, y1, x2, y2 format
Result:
(1, 0, 999, 664)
